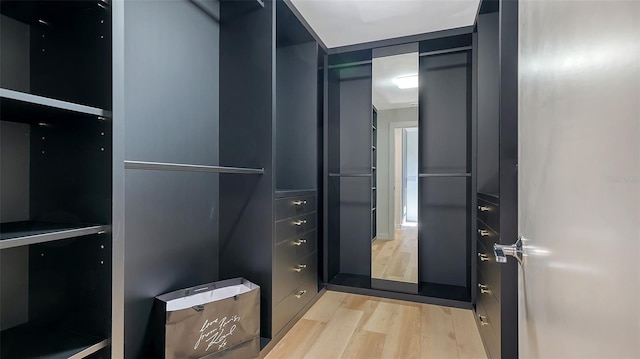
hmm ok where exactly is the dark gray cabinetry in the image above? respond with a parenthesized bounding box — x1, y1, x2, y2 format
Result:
(473, 1, 519, 357)
(0, 1, 112, 357)
(112, 0, 320, 356)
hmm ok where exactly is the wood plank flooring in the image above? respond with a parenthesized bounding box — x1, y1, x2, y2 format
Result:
(265, 291, 487, 359)
(372, 228, 418, 283)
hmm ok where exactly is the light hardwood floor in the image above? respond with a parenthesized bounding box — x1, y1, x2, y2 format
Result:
(265, 291, 487, 359)
(372, 228, 418, 283)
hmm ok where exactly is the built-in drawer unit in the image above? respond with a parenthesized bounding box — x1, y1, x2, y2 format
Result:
(275, 213, 316, 243)
(274, 241, 316, 304)
(477, 195, 499, 233)
(275, 195, 316, 221)
(272, 252, 317, 335)
(272, 191, 318, 336)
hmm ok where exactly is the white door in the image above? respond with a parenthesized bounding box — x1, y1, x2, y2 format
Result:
(518, 0, 640, 358)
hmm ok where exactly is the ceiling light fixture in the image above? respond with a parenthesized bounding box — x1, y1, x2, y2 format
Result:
(393, 74, 418, 89)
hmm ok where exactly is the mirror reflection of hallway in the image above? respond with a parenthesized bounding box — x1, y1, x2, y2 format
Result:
(371, 44, 419, 292)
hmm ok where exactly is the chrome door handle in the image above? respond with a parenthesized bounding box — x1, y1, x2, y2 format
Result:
(293, 200, 307, 206)
(293, 264, 307, 272)
(294, 220, 307, 226)
(478, 206, 490, 212)
(478, 283, 491, 294)
(494, 236, 525, 266)
(478, 229, 490, 236)
(295, 290, 307, 298)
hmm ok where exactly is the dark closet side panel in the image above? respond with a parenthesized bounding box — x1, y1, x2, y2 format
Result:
(477, 12, 500, 195)
(419, 177, 468, 286)
(276, 41, 318, 190)
(219, 0, 275, 338)
(326, 69, 341, 281)
(121, 1, 220, 356)
(338, 74, 371, 276)
(124, 171, 219, 357)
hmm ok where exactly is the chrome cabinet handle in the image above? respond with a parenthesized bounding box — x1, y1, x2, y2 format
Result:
(478, 253, 490, 262)
(293, 200, 307, 206)
(293, 239, 307, 246)
(478, 315, 489, 326)
(294, 220, 307, 226)
(478, 283, 491, 294)
(295, 290, 307, 299)
(478, 205, 490, 212)
(478, 229, 490, 236)
(293, 264, 307, 272)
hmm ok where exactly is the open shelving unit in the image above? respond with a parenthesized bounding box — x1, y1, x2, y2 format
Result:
(0, 0, 112, 356)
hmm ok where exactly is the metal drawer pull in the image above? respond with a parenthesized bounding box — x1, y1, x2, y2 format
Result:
(293, 200, 307, 206)
(295, 290, 307, 298)
(478, 205, 490, 212)
(294, 220, 307, 226)
(293, 264, 307, 272)
(478, 253, 490, 261)
(478, 229, 490, 237)
(478, 284, 491, 294)
(478, 315, 489, 326)
(293, 239, 307, 246)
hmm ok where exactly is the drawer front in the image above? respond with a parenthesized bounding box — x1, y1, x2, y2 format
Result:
(272, 253, 317, 335)
(477, 198, 499, 233)
(477, 267, 501, 335)
(477, 219, 499, 258)
(477, 239, 502, 300)
(290, 230, 316, 258)
(475, 299, 500, 359)
(275, 195, 316, 221)
(276, 213, 316, 243)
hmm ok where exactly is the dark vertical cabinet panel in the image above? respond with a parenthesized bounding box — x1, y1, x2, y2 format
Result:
(124, 171, 219, 357)
(338, 72, 372, 276)
(0, 14, 30, 92)
(419, 177, 468, 286)
(477, 12, 500, 195)
(326, 69, 342, 281)
(123, 0, 219, 165)
(339, 76, 372, 174)
(219, 0, 275, 339)
(419, 51, 471, 290)
(121, 1, 220, 356)
(419, 53, 469, 174)
(276, 42, 318, 190)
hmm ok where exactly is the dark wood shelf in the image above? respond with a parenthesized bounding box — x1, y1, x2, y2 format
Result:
(0, 88, 111, 125)
(0, 221, 108, 250)
(0, 322, 108, 359)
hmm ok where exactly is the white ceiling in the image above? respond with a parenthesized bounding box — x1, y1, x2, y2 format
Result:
(373, 52, 418, 110)
(289, 0, 481, 49)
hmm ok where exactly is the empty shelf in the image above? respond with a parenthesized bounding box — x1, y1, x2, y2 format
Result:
(0, 88, 111, 124)
(0, 221, 108, 250)
(0, 322, 108, 359)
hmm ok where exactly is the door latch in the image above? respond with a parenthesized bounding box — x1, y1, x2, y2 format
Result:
(493, 236, 524, 266)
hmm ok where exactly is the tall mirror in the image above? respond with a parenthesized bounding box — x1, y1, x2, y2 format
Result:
(371, 45, 419, 293)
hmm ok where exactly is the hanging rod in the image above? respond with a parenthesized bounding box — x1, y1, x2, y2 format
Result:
(327, 60, 372, 69)
(124, 160, 264, 175)
(419, 46, 472, 57)
(419, 173, 471, 177)
(329, 173, 372, 177)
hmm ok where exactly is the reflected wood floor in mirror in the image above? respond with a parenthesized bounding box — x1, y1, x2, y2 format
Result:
(372, 227, 418, 283)
(265, 291, 487, 359)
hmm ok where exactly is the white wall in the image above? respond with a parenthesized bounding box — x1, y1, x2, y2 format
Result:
(375, 107, 418, 239)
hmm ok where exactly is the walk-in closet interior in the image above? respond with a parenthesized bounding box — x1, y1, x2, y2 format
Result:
(0, 0, 517, 357)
